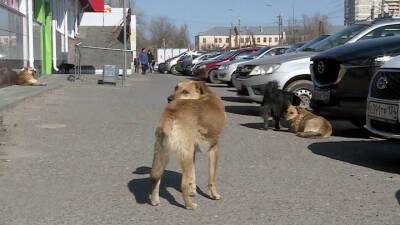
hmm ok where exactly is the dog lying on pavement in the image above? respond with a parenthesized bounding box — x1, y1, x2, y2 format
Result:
(150, 80, 225, 209)
(285, 105, 332, 138)
(16, 67, 46, 86)
(260, 81, 301, 130)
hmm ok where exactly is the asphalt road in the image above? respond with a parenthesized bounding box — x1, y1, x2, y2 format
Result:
(0, 73, 400, 225)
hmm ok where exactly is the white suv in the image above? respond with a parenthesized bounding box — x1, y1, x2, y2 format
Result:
(365, 55, 400, 140)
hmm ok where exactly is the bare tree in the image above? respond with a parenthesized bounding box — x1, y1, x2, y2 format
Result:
(285, 13, 331, 43)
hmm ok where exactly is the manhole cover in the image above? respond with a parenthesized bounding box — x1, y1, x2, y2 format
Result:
(36, 124, 67, 129)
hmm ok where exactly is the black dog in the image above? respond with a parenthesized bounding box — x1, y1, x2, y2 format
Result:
(260, 81, 301, 130)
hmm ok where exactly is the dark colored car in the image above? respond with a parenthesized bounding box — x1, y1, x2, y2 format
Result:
(175, 55, 200, 75)
(310, 36, 400, 125)
(192, 48, 258, 82)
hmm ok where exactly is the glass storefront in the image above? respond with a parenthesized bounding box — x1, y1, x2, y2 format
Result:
(0, 4, 25, 86)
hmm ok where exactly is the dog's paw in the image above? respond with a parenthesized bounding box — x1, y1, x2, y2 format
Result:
(185, 203, 198, 210)
(150, 197, 160, 206)
(189, 190, 197, 197)
(210, 192, 221, 200)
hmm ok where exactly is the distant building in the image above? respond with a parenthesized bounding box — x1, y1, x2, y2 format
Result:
(345, 0, 400, 25)
(195, 26, 283, 51)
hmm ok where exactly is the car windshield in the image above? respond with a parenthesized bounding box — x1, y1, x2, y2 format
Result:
(297, 35, 330, 52)
(303, 24, 369, 52)
(215, 51, 235, 60)
(242, 47, 270, 59)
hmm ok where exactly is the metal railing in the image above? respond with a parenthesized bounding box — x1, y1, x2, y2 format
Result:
(71, 42, 134, 86)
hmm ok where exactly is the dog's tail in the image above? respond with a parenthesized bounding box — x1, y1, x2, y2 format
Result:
(296, 131, 326, 139)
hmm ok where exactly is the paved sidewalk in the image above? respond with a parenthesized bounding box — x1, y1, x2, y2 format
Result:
(0, 75, 67, 112)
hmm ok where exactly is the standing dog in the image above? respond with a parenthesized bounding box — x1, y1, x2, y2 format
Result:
(150, 80, 225, 209)
(16, 67, 46, 86)
(260, 81, 301, 130)
(285, 105, 332, 138)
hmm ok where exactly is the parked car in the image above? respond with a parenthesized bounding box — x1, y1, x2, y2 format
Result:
(235, 19, 400, 107)
(365, 55, 400, 139)
(175, 55, 201, 75)
(217, 46, 289, 86)
(181, 52, 221, 76)
(192, 48, 258, 83)
(310, 36, 400, 126)
(163, 51, 200, 74)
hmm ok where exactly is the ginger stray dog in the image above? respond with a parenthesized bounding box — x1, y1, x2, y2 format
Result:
(16, 67, 46, 86)
(285, 105, 332, 138)
(150, 80, 225, 209)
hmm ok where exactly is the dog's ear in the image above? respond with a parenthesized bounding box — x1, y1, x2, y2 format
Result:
(195, 81, 208, 95)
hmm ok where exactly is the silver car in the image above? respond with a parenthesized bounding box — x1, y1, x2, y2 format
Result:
(365, 55, 400, 140)
(235, 19, 400, 106)
(217, 46, 289, 86)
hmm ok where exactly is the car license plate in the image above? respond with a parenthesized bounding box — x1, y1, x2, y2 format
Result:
(368, 101, 398, 123)
(313, 89, 330, 102)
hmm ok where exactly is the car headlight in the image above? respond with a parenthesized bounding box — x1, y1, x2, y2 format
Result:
(249, 64, 281, 76)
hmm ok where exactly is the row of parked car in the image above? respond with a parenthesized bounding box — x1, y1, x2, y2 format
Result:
(159, 18, 400, 140)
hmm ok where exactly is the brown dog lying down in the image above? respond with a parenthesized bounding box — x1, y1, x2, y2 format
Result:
(16, 67, 46, 86)
(150, 80, 225, 209)
(285, 105, 332, 138)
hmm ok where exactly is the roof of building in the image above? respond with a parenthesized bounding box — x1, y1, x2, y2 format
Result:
(197, 26, 280, 36)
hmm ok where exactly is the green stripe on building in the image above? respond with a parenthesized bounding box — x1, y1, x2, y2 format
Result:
(34, 0, 52, 75)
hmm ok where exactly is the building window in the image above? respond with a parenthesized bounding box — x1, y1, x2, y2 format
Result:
(226, 38, 230, 43)
(275, 37, 278, 42)
(245, 37, 249, 43)
(214, 38, 218, 43)
(263, 37, 267, 43)
(219, 38, 222, 43)
(257, 37, 260, 43)
(240, 38, 244, 43)
(203, 38, 206, 43)
(269, 37, 272, 43)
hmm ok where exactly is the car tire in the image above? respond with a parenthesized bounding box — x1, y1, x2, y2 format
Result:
(208, 70, 222, 84)
(285, 80, 313, 109)
(170, 65, 178, 75)
(227, 80, 234, 87)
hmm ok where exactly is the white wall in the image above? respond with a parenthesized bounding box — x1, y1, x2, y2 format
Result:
(79, 8, 129, 27)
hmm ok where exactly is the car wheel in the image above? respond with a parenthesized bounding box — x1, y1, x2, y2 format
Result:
(227, 80, 234, 87)
(285, 80, 313, 109)
(209, 70, 222, 84)
(170, 65, 178, 75)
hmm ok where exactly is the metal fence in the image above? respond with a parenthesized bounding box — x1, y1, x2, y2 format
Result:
(71, 42, 134, 86)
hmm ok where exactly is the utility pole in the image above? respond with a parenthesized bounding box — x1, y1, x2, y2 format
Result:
(381, 0, 385, 17)
(292, 0, 295, 43)
(229, 23, 232, 49)
(277, 15, 283, 44)
(238, 18, 241, 48)
(123, 0, 127, 84)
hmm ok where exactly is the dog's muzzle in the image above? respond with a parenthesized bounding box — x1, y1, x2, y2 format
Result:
(167, 95, 174, 103)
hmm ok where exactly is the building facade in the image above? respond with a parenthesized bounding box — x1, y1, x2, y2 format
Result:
(0, 0, 136, 86)
(195, 26, 282, 51)
(345, 0, 400, 25)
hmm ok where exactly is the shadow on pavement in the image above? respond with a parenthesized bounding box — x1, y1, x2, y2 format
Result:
(309, 140, 400, 174)
(240, 121, 291, 131)
(221, 96, 253, 103)
(128, 166, 211, 209)
(225, 105, 260, 116)
(207, 84, 228, 88)
(396, 190, 400, 206)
